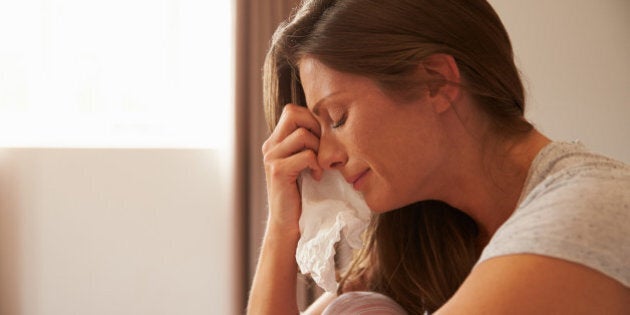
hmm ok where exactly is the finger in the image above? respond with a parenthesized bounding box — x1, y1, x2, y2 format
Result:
(272, 104, 321, 143)
(289, 149, 323, 181)
(265, 127, 320, 161)
(268, 149, 322, 185)
(263, 104, 320, 155)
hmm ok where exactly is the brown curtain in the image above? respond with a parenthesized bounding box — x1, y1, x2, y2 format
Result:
(233, 0, 303, 313)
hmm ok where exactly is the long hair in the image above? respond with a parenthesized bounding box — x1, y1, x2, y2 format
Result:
(339, 201, 479, 313)
(263, 0, 532, 312)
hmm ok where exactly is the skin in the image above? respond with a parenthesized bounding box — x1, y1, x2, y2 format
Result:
(246, 54, 630, 314)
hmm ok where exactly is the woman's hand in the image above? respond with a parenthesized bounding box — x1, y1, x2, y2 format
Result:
(247, 104, 322, 315)
(262, 103, 323, 235)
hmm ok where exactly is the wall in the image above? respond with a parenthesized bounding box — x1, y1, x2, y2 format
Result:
(0, 149, 236, 315)
(490, 0, 630, 163)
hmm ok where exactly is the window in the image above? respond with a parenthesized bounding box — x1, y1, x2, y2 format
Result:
(0, 0, 233, 148)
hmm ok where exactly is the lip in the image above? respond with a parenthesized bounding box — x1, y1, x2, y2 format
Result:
(347, 169, 370, 190)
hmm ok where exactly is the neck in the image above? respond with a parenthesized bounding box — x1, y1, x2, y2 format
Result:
(438, 129, 550, 246)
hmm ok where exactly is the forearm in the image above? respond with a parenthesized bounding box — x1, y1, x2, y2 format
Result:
(247, 224, 300, 315)
(250, 103, 323, 314)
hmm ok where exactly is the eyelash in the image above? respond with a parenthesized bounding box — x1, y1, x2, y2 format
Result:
(331, 113, 347, 129)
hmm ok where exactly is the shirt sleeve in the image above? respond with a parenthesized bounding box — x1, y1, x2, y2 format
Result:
(477, 166, 630, 287)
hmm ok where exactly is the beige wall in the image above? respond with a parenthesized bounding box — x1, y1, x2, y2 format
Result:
(0, 149, 236, 315)
(490, 0, 630, 163)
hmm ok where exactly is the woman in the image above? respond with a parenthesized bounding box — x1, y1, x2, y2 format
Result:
(247, 0, 630, 314)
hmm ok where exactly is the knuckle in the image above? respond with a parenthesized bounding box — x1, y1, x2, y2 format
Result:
(262, 138, 271, 154)
(284, 103, 300, 112)
(283, 103, 308, 119)
(262, 147, 275, 164)
(267, 161, 285, 178)
(295, 127, 309, 138)
(282, 104, 297, 116)
(277, 106, 299, 129)
(265, 160, 278, 175)
(304, 149, 317, 160)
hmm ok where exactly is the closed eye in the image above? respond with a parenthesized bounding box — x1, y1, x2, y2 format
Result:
(331, 113, 347, 129)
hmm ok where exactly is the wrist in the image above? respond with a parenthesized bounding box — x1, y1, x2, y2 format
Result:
(266, 217, 301, 240)
(265, 223, 301, 245)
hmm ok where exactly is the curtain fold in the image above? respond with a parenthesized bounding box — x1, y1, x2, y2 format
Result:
(234, 0, 301, 312)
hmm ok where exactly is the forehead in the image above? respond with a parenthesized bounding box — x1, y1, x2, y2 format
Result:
(298, 58, 331, 112)
(298, 58, 335, 94)
(298, 57, 373, 113)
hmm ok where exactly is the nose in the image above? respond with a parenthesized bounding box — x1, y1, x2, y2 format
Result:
(317, 133, 347, 170)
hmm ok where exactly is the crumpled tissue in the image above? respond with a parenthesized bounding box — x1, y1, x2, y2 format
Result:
(296, 170, 372, 292)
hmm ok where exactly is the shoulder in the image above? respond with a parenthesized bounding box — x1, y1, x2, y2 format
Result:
(443, 145, 630, 314)
(522, 141, 630, 208)
(512, 141, 630, 233)
(480, 144, 630, 286)
(519, 141, 630, 198)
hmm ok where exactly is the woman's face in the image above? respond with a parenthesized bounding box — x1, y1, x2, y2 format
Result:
(299, 57, 450, 212)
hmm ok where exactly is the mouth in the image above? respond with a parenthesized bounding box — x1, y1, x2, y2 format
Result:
(347, 169, 370, 190)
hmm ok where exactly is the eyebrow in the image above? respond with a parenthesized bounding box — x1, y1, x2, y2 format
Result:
(310, 91, 342, 116)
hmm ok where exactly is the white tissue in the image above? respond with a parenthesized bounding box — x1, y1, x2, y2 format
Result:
(296, 170, 372, 292)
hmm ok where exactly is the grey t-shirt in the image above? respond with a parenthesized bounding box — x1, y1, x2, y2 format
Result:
(477, 141, 630, 287)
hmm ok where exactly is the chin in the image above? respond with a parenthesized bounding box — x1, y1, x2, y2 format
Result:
(364, 190, 423, 214)
(364, 194, 403, 214)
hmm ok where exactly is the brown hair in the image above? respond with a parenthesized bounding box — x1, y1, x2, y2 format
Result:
(340, 202, 479, 313)
(263, 0, 532, 313)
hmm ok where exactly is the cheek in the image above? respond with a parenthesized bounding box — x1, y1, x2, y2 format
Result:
(360, 127, 440, 210)
(360, 121, 415, 168)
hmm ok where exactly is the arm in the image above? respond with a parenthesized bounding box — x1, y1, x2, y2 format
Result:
(247, 104, 323, 315)
(247, 223, 301, 315)
(437, 254, 630, 315)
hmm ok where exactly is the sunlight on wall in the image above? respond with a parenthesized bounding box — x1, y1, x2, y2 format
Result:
(0, 0, 233, 148)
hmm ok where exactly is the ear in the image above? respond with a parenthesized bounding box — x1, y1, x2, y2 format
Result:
(420, 54, 461, 114)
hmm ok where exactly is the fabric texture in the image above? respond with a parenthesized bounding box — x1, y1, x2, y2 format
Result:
(322, 291, 409, 315)
(477, 141, 630, 287)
